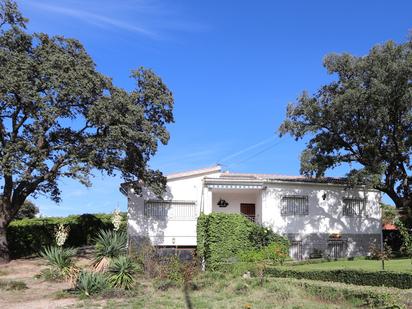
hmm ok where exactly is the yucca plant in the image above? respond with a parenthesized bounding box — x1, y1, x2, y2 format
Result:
(40, 246, 79, 283)
(108, 256, 137, 289)
(75, 270, 108, 296)
(92, 229, 127, 272)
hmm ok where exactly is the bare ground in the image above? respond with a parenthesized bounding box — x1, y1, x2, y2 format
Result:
(0, 257, 74, 308)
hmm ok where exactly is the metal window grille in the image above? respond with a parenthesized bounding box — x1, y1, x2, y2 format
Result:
(290, 241, 303, 260)
(144, 200, 197, 219)
(343, 198, 365, 217)
(328, 240, 345, 259)
(281, 196, 309, 216)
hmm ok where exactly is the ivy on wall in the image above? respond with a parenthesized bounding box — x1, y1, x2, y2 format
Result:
(197, 213, 289, 270)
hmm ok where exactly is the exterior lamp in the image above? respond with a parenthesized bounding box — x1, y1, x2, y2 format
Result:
(217, 198, 228, 207)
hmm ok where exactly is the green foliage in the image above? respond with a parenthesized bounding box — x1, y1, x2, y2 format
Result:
(14, 200, 39, 220)
(40, 245, 78, 281)
(289, 278, 405, 309)
(395, 219, 412, 260)
(279, 38, 412, 211)
(108, 256, 137, 290)
(163, 255, 184, 283)
(153, 279, 179, 291)
(248, 224, 289, 249)
(0, 0, 173, 261)
(93, 229, 127, 267)
(381, 203, 398, 225)
(238, 242, 289, 265)
(75, 271, 108, 296)
(0, 279, 27, 290)
(197, 213, 289, 270)
(266, 267, 412, 289)
(7, 213, 125, 258)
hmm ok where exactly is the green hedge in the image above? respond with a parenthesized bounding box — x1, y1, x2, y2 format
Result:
(197, 213, 289, 270)
(265, 267, 412, 289)
(281, 278, 406, 308)
(7, 213, 126, 258)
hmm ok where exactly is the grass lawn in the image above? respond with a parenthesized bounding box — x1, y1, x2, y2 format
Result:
(285, 258, 412, 272)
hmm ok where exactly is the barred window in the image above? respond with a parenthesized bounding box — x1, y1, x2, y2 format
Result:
(343, 198, 365, 217)
(281, 195, 309, 216)
(144, 200, 197, 219)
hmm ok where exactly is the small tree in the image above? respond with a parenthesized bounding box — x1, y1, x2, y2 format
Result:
(14, 200, 39, 220)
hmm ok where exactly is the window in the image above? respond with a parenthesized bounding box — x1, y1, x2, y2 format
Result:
(144, 200, 197, 219)
(342, 198, 365, 217)
(281, 195, 309, 216)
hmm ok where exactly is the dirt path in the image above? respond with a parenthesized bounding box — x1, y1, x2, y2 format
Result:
(0, 257, 79, 309)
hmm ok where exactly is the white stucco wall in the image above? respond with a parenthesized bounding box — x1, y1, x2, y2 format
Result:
(128, 171, 221, 246)
(261, 182, 381, 236)
(128, 173, 381, 248)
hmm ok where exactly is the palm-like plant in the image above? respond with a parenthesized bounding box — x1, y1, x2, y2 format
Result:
(40, 246, 79, 282)
(75, 270, 108, 296)
(92, 229, 127, 271)
(108, 256, 137, 289)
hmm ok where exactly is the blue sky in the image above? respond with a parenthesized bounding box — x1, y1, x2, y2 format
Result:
(16, 0, 411, 216)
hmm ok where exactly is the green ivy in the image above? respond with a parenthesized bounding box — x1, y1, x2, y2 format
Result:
(197, 213, 289, 270)
(7, 213, 126, 258)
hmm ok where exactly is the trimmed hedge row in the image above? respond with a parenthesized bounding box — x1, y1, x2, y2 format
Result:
(197, 213, 289, 270)
(266, 267, 412, 289)
(281, 278, 406, 308)
(7, 213, 126, 258)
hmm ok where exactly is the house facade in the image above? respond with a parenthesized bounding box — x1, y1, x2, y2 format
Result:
(125, 165, 382, 259)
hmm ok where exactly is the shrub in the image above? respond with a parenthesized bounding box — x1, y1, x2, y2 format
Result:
(75, 271, 108, 296)
(7, 213, 126, 258)
(197, 213, 289, 270)
(93, 229, 127, 272)
(154, 279, 179, 291)
(265, 267, 412, 289)
(108, 256, 137, 290)
(233, 281, 249, 294)
(40, 246, 79, 282)
(238, 242, 288, 265)
(249, 225, 289, 249)
(284, 278, 406, 308)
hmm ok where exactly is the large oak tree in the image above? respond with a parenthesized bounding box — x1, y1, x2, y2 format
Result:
(280, 37, 412, 218)
(0, 1, 174, 262)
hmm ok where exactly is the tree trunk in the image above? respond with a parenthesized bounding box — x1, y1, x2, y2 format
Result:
(0, 215, 10, 263)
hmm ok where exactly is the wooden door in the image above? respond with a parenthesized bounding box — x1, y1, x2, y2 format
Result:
(240, 203, 255, 222)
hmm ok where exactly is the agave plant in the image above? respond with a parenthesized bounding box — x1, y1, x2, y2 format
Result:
(108, 256, 137, 289)
(40, 246, 79, 282)
(75, 270, 108, 296)
(92, 229, 127, 272)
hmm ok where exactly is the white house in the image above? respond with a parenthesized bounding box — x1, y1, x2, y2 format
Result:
(123, 165, 382, 259)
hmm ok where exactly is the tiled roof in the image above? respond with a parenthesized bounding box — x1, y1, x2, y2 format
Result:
(167, 165, 222, 180)
(220, 172, 347, 184)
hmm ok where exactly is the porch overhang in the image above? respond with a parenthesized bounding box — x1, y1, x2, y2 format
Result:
(204, 178, 265, 190)
(206, 183, 264, 190)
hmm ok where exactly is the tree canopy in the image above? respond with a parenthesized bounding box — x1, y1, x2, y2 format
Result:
(280, 38, 412, 213)
(14, 200, 39, 220)
(0, 0, 174, 261)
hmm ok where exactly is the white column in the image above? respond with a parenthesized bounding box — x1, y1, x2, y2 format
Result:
(202, 187, 213, 214)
